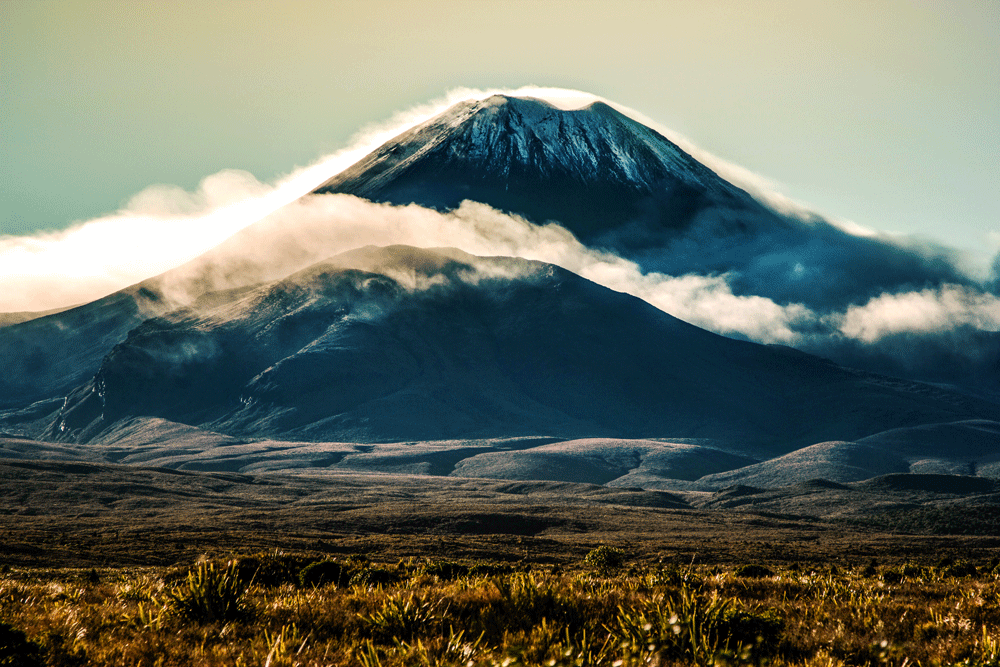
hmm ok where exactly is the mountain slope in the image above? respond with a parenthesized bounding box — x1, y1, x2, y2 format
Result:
(4, 94, 984, 427)
(45, 245, 999, 450)
(694, 441, 911, 489)
(450, 439, 758, 485)
(0, 286, 173, 411)
(857, 419, 1000, 460)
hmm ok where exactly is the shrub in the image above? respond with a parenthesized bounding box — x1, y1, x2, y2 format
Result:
(485, 573, 582, 634)
(649, 566, 684, 587)
(611, 585, 736, 664)
(882, 569, 904, 584)
(419, 560, 469, 580)
(354, 566, 402, 586)
(299, 560, 353, 588)
(943, 562, 978, 578)
(468, 561, 516, 577)
(733, 564, 774, 578)
(362, 592, 449, 641)
(234, 551, 313, 588)
(914, 621, 939, 642)
(721, 606, 784, 652)
(584, 546, 627, 572)
(610, 582, 783, 665)
(0, 621, 42, 667)
(164, 560, 249, 624)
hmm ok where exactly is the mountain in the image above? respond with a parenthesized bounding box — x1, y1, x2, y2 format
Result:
(3, 93, 987, 422)
(857, 420, 1000, 463)
(43, 245, 998, 452)
(3, 92, 998, 501)
(313, 95, 972, 310)
(0, 304, 75, 328)
(694, 473, 1000, 530)
(450, 439, 758, 486)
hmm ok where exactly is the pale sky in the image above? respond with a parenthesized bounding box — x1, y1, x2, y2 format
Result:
(3, 0, 998, 264)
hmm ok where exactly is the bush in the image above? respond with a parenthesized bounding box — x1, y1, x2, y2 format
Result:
(584, 546, 627, 572)
(484, 572, 582, 634)
(468, 561, 516, 577)
(362, 592, 449, 641)
(649, 566, 684, 587)
(0, 621, 42, 667)
(733, 564, 774, 578)
(234, 551, 313, 588)
(881, 569, 904, 584)
(721, 606, 784, 652)
(943, 562, 978, 578)
(419, 560, 469, 580)
(299, 560, 353, 588)
(611, 586, 730, 664)
(354, 566, 402, 586)
(610, 583, 783, 665)
(164, 560, 249, 624)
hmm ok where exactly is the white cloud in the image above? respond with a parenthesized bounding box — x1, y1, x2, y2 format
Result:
(221, 194, 998, 348)
(838, 285, 1000, 343)
(157, 193, 815, 345)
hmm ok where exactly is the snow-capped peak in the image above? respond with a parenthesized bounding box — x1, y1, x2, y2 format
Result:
(313, 94, 764, 240)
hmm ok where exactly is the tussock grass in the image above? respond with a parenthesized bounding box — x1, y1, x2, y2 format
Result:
(3, 554, 1000, 665)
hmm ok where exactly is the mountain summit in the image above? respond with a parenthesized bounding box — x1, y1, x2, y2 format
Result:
(314, 95, 775, 246)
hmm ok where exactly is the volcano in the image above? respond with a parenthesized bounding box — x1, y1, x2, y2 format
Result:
(2, 94, 998, 494)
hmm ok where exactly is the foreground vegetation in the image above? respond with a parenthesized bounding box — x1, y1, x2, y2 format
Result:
(4, 549, 1000, 666)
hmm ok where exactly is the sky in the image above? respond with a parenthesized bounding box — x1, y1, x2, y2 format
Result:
(2, 0, 999, 303)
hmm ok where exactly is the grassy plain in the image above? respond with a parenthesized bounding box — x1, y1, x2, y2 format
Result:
(4, 550, 1000, 666)
(4, 461, 1000, 665)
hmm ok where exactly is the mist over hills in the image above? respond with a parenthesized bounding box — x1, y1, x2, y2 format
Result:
(2, 92, 999, 524)
(38, 245, 995, 451)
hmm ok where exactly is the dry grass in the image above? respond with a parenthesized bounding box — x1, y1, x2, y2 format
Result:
(3, 552, 1000, 666)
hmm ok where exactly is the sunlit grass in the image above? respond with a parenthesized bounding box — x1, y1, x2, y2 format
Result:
(2, 552, 1000, 665)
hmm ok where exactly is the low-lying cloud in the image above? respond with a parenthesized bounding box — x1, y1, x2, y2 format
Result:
(158, 192, 999, 354)
(839, 285, 1000, 343)
(147, 191, 790, 338)
(0, 88, 497, 313)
